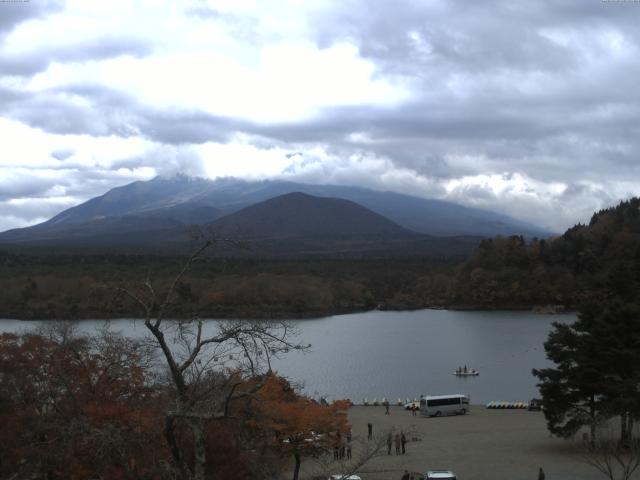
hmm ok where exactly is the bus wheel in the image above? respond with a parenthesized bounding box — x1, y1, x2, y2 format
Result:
(435, 411, 442, 417)
(460, 408, 466, 415)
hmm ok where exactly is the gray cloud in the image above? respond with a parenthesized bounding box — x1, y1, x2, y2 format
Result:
(51, 149, 74, 161)
(113, 146, 206, 178)
(0, 0, 62, 38)
(0, 176, 59, 202)
(2, 83, 243, 144)
(233, 0, 640, 205)
(0, 36, 152, 77)
(0, 199, 66, 222)
(3, 0, 640, 233)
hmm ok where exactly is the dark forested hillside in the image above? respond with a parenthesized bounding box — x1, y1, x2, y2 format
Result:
(3, 198, 639, 319)
(208, 192, 411, 238)
(449, 198, 640, 309)
(0, 254, 458, 320)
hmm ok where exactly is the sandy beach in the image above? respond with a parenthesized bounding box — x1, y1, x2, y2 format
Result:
(296, 405, 638, 480)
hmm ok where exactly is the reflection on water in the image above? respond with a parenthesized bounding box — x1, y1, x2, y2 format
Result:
(0, 309, 574, 404)
(271, 309, 575, 404)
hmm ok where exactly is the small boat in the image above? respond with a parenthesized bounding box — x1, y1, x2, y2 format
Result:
(453, 370, 479, 376)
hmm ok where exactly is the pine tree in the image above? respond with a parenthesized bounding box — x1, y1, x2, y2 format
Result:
(533, 318, 606, 443)
(582, 297, 640, 444)
(534, 289, 640, 444)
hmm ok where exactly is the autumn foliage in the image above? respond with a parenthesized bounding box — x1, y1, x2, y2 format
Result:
(0, 329, 351, 480)
(0, 330, 165, 479)
(245, 375, 351, 480)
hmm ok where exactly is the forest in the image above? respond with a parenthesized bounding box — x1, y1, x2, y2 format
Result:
(0, 242, 376, 480)
(2, 198, 640, 319)
(450, 198, 640, 309)
(0, 325, 354, 480)
(0, 255, 456, 320)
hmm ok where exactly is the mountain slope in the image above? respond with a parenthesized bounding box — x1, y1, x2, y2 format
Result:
(41, 175, 214, 226)
(6, 175, 550, 239)
(208, 192, 411, 238)
(449, 197, 640, 308)
(0, 190, 481, 258)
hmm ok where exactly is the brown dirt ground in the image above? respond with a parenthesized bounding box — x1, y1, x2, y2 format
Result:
(294, 405, 639, 480)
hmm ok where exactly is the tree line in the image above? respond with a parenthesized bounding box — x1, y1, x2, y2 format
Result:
(532, 199, 640, 479)
(0, 241, 374, 480)
(0, 255, 456, 320)
(3, 197, 640, 321)
(451, 198, 640, 309)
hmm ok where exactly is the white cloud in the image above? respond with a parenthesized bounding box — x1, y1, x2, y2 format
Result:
(199, 138, 293, 179)
(2, 0, 640, 234)
(27, 42, 405, 123)
(0, 118, 152, 170)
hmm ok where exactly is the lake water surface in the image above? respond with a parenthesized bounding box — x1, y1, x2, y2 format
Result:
(0, 309, 575, 404)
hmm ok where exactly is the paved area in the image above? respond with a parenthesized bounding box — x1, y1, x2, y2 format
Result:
(297, 405, 639, 480)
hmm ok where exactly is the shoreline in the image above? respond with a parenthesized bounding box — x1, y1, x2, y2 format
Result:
(300, 405, 610, 480)
(1, 304, 575, 322)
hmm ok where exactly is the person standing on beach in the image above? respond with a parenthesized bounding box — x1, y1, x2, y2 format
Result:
(394, 433, 401, 455)
(384, 399, 390, 414)
(401, 470, 410, 480)
(368, 422, 373, 440)
(387, 432, 392, 455)
(401, 431, 406, 454)
(538, 467, 545, 480)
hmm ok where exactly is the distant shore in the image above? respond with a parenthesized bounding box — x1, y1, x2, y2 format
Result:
(1, 303, 573, 322)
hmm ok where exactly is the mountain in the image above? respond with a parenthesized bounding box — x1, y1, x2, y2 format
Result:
(0, 175, 552, 256)
(0, 188, 481, 257)
(208, 192, 411, 239)
(199, 192, 479, 258)
(40, 176, 224, 227)
(5, 175, 550, 237)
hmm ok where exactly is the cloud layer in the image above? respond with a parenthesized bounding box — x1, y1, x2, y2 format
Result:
(1, 0, 640, 232)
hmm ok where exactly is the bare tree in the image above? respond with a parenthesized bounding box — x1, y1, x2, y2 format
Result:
(117, 238, 307, 480)
(581, 426, 640, 480)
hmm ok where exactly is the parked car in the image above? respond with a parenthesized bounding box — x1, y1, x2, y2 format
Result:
(329, 475, 362, 480)
(424, 470, 456, 479)
(528, 398, 543, 411)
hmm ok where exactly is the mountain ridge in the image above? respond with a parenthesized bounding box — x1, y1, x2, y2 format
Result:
(1, 175, 551, 239)
(0, 188, 481, 258)
(207, 191, 413, 239)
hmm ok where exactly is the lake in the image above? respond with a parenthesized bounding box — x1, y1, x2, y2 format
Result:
(0, 309, 574, 404)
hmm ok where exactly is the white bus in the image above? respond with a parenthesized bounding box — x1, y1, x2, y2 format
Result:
(419, 394, 470, 417)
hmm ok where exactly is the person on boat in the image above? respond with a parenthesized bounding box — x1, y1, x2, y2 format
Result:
(463, 365, 468, 373)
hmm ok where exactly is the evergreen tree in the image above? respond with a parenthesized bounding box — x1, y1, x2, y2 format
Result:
(583, 297, 640, 444)
(534, 290, 640, 444)
(533, 318, 606, 443)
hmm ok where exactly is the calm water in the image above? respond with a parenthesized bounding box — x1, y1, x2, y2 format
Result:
(0, 309, 574, 404)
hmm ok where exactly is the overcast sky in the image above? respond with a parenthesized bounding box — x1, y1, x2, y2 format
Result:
(1, 0, 639, 233)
